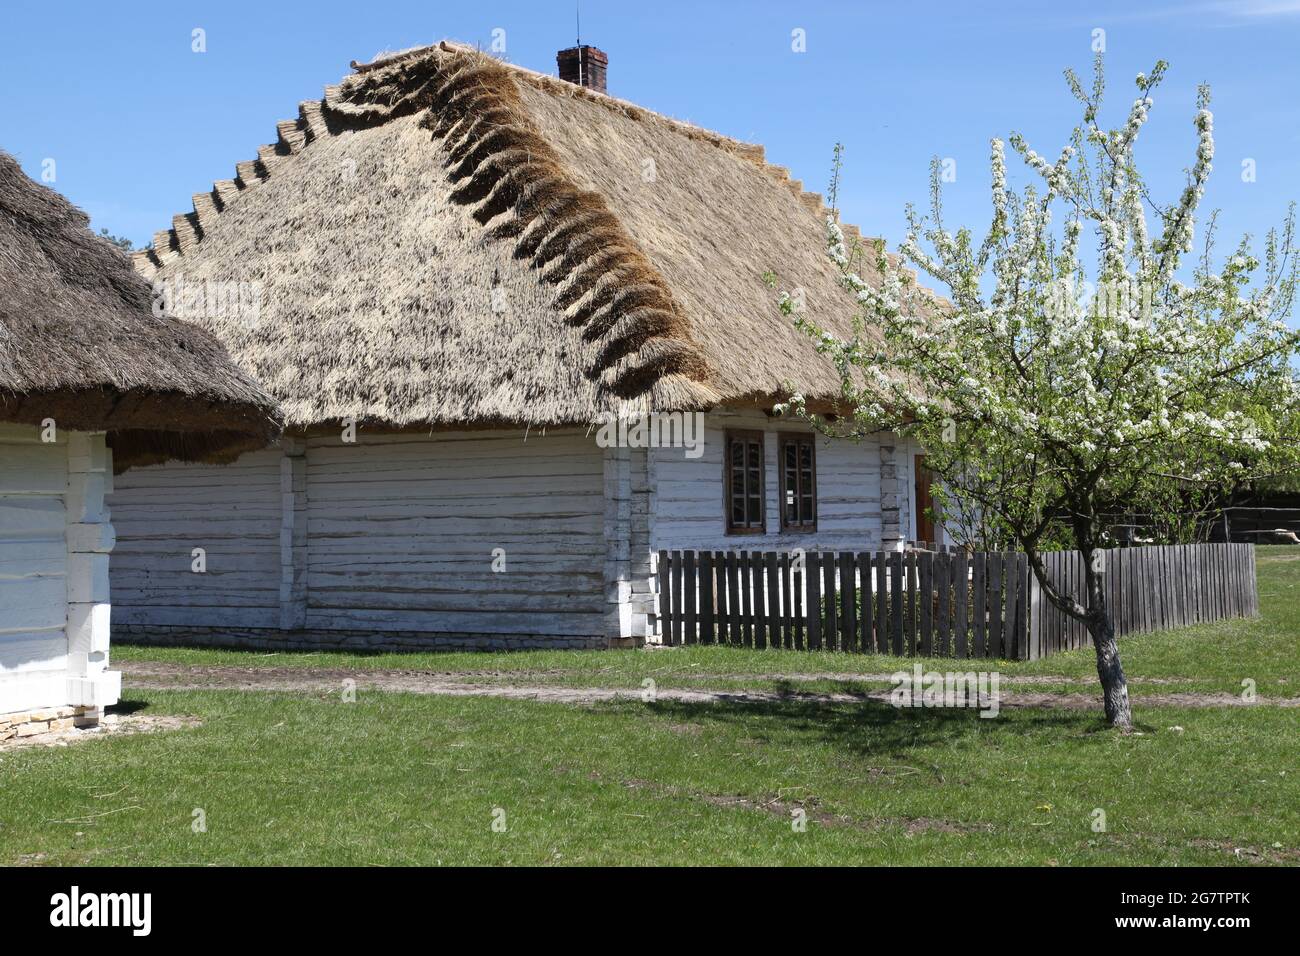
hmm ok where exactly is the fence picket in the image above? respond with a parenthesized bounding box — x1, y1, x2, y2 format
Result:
(858, 552, 874, 653)
(988, 554, 1004, 658)
(936, 552, 952, 657)
(683, 550, 697, 645)
(779, 551, 792, 649)
(725, 552, 740, 645)
(972, 552, 987, 657)
(822, 552, 838, 651)
(840, 552, 857, 653)
(765, 552, 780, 649)
(740, 551, 753, 648)
(890, 552, 904, 655)
(657, 551, 672, 646)
(699, 551, 715, 645)
(793, 556, 805, 650)
(1014, 553, 1029, 659)
(806, 551, 822, 651)
(876, 552, 889, 653)
(954, 552, 969, 659)
(918, 551, 934, 656)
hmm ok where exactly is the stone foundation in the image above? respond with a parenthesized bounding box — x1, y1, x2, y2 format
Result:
(0, 705, 101, 742)
(115, 624, 617, 653)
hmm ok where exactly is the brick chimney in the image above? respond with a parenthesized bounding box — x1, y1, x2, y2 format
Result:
(557, 45, 608, 93)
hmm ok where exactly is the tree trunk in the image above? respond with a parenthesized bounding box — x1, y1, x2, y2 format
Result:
(1025, 522, 1134, 730)
(1086, 612, 1132, 731)
(1083, 555, 1133, 731)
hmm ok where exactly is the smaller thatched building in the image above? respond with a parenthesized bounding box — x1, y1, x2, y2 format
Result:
(0, 152, 278, 737)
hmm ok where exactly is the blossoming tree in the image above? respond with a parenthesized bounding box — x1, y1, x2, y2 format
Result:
(785, 58, 1300, 729)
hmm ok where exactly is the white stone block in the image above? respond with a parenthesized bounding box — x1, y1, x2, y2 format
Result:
(65, 471, 109, 523)
(66, 671, 120, 708)
(67, 432, 108, 474)
(66, 552, 110, 603)
(67, 602, 111, 659)
(66, 521, 115, 553)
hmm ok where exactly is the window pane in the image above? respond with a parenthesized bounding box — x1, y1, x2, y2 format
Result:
(731, 457, 745, 524)
(727, 436, 764, 530)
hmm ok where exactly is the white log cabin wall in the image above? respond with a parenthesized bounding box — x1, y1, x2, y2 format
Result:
(302, 430, 606, 640)
(1, 422, 119, 714)
(110, 448, 283, 629)
(109, 429, 610, 646)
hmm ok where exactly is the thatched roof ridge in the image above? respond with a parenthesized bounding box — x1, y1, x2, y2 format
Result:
(0, 152, 280, 469)
(135, 42, 928, 428)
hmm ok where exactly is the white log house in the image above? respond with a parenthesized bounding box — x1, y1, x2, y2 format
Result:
(108, 42, 942, 652)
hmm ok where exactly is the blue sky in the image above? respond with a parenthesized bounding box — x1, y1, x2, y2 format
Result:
(3, 0, 1298, 287)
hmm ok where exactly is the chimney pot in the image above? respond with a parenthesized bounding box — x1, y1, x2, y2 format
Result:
(557, 45, 608, 93)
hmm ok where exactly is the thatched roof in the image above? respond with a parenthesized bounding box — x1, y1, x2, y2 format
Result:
(0, 152, 280, 469)
(134, 41, 913, 429)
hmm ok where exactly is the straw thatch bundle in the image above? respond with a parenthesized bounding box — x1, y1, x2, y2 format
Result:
(135, 42, 915, 429)
(0, 152, 280, 468)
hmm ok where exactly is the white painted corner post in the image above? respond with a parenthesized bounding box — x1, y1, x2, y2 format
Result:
(278, 437, 308, 630)
(627, 446, 655, 640)
(64, 432, 120, 710)
(602, 444, 643, 645)
(879, 436, 911, 552)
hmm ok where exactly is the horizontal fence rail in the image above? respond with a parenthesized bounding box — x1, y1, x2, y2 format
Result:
(654, 543, 1257, 660)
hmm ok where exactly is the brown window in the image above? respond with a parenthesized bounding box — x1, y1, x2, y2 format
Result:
(724, 430, 765, 534)
(779, 433, 817, 531)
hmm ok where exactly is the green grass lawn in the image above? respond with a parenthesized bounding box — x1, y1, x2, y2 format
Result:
(2, 545, 1295, 866)
(2, 690, 1296, 866)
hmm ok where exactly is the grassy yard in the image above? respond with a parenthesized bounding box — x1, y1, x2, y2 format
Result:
(2, 691, 1296, 866)
(1, 546, 1295, 866)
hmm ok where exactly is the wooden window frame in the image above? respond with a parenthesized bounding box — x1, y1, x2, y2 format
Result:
(723, 429, 766, 535)
(778, 432, 818, 532)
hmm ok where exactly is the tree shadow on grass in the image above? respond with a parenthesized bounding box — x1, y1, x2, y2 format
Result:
(632, 684, 1114, 768)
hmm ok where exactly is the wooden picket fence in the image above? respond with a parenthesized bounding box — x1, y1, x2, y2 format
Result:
(1028, 543, 1257, 657)
(654, 542, 1257, 660)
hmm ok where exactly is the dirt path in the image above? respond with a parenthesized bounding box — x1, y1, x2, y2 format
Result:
(0, 713, 199, 753)
(121, 662, 1296, 710)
